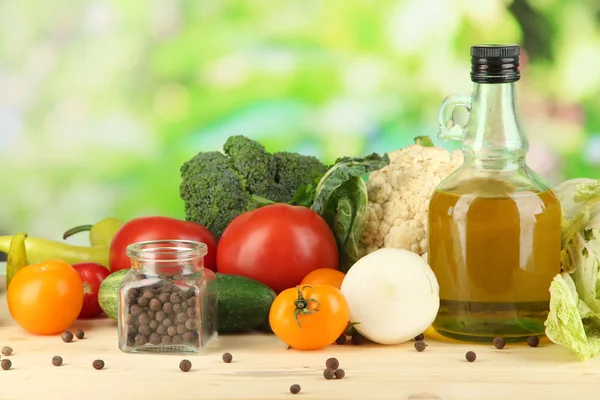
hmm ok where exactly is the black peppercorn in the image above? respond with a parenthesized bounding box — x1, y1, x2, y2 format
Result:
(172, 335, 183, 345)
(414, 341, 427, 352)
(137, 296, 149, 307)
(185, 318, 199, 330)
(176, 312, 187, 324)
(138, 313, 151, 325)
(493, 337, 506, 349)
(138, 324, 152, 336)
(92, 359, 105, 370)
(222, 352, 233, 363)
(334, 368, 345, 379)
(61, 331, 74, 343)
(465, 351, 477, 362)
(1, 359, 11, 370)
(325, 357, 339, 370)
(414, 333, 425, 341)
(173, 303, 183, 314)
(289, 384, 301, 394)
(155, 310, 166, 322)
(135, 335, 148, 345)
(52, 356, 63, 366)
(168, 326, 178, 336)
(158, 292, 170, 303)
(130, 304, 143, 316)
(335, 335, 346, 345)
(179, 359, 192, 372)
(323, 368, 335, 380)
(182, 331, 195, 342)
(156, 325, 167, 336)
(351, 333, 365, 345)
(187, 307, 198, 318)
(527, 336, 540, 347)
(1, 346, 13, 356)
(75, 330, 85, 340)
(149, 333, 161, 345)
(149, 320, 160, 330)
(149, 298, 162, 311)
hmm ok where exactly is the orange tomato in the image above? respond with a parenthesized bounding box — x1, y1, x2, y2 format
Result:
(269, 284, 350, 350)
(7, 260, 84, 335)
(301, 268, 346, 290)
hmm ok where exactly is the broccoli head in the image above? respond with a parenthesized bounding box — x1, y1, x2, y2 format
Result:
(223, 135, 277, 198)
(273, 152, 328, 202)
(180, 151, 251, 238)
(180, 135, 328, 238)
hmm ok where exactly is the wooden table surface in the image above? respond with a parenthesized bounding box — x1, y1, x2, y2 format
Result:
(1, 271, 600, 400)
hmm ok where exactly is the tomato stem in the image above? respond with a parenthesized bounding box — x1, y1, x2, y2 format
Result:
(293, 285, 320, 327)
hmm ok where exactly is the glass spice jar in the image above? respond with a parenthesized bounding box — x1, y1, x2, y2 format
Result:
(117, 240, 217, 354)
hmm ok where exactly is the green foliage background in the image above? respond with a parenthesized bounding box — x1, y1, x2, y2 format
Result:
(0, 0, 599, 243)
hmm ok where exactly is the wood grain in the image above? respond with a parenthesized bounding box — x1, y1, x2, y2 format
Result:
(0, 274, 599, 400)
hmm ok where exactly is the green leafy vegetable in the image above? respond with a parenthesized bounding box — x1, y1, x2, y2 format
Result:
(545, 178, 600, 360)
(310, 153, 390, 272)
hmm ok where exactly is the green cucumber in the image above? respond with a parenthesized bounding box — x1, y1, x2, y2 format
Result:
(216, 273, 276, 333)
(97, 269, 276, 333)
(98, 269, 129, 320)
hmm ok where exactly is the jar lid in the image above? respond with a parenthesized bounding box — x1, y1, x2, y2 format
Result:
(126, 240, 208, 263)
(470, 44, 520, 84)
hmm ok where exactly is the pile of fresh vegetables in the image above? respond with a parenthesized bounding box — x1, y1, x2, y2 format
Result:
(2, 134, 599, 361)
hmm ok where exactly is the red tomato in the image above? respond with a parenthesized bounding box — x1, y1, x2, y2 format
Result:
(216, 204, 339, 293)
(109, 216, 218, 272)
(72, 262, 110, 319)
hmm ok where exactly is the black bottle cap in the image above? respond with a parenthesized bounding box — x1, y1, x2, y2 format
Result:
(470, 44, 520, 83)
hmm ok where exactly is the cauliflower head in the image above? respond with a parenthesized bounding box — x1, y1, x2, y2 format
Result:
(360, 141, 463, 258)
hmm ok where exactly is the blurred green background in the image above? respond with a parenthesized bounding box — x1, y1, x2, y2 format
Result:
(1, 0, 599, 246)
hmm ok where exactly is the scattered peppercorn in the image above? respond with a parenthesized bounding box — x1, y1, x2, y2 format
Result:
(334, 368, 346, 379)
(493, 337, 505, 349)
(465, 351, 477, 362)
(289, 384, 301, 394)
(414, 341, 427, 352)
(222, 352, 233, 363)
(92, 359, 105, 370)
(179, 359, 192, 372)
(1, 346, 13, 356)
(351, 333, 365, 345)
(323, 368, 336, 380)
(52, 356, 63, 366)
(61, 331, 74, 343)
(325, 357, 339, 370)
(1, 359, 11, 370)
(414, 333, 425, 341)
(75, 330, 85, 340)
(527, 336, 540, 348)
(335, 335, 347, 345)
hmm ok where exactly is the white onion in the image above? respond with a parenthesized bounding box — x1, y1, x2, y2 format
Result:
(341, 248, 440, 345)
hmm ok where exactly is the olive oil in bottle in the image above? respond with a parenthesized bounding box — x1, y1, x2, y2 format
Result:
(428, 45, 562, 342)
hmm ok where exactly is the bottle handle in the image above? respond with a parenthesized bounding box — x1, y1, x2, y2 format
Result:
(438, 93, 471, 142)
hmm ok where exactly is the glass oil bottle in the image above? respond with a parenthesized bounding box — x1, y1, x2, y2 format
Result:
(428, 44, 562, 342)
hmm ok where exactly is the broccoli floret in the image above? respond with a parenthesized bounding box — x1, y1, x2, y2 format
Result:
(223, 135, 277, 198)
(180, 151, 250, 238)
(273, 152, 329, 202)
(180, 136, 328, 238)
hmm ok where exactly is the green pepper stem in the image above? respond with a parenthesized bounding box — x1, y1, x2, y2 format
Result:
(62, 224, 93, 240)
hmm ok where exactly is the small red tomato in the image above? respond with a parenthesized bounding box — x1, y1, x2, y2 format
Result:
(72, 262, 110, 319)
